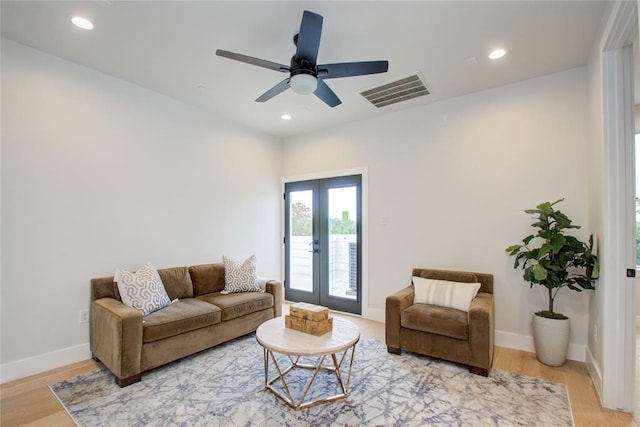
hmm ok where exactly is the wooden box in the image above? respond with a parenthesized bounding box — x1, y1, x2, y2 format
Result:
(285, 314, 306, 331)
(285, 314, 333, 336)
(289, 302, 329, 321)
(303, 316, 333, 336)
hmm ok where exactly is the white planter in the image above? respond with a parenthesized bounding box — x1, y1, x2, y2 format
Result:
(531, 313, 570, 367)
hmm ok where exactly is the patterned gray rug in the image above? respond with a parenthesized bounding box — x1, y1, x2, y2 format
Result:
(51, 334, 573, 426)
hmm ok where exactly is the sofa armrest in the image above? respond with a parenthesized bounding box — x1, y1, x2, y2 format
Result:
(385, 285, 414, 349)
(90, 298, 143, 381)
(265, 280, 283, 318)
(468, 292, 495, 370)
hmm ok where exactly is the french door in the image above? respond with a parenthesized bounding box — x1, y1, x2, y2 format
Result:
(284, 175, 362, 314)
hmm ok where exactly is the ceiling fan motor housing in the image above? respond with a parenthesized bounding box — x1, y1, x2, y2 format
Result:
(216, 10, 389, 107)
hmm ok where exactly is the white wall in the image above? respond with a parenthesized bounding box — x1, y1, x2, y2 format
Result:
(282, 67, 593, 358)
(586, 10, 606, 382)
(1, 39, 282, 382)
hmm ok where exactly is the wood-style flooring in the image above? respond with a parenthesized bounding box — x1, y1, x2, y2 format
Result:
(0, 305, 634, 426)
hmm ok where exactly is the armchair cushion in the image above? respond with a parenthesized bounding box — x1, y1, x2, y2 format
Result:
(412, 276, 480, 312)
(401, 303, 469, 340)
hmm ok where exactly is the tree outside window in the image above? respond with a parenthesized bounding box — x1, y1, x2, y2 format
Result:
(291, 201, 356, 235)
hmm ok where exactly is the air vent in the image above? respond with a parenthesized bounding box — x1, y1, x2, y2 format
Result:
(360, 73, 430, 108)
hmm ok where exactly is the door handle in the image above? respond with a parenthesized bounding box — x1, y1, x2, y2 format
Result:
(308, 240, 319, 253)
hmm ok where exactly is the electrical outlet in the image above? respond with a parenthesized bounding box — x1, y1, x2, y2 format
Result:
(79, 309, 89, 324)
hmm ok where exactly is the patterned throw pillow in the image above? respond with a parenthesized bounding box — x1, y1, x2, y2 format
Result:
(115, 262, 171, 316)
(412, 276, 481, 312)
(221, 255, 262, 294)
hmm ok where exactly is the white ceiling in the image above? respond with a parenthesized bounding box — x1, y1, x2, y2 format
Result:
(1, 1, 607, 139)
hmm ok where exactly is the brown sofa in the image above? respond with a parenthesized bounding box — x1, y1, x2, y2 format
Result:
(90, 263, 283, 387)
(385, 268, 494, 376)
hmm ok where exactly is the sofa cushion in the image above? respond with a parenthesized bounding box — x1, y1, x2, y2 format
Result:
(142, 299, 221, 343)
(401, 303, 469, 340)
(189, 263, 225, 296)
(197, 292, 273, 321)
(158, 266, 194, 300)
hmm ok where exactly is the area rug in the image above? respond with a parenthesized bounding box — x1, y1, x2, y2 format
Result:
(51, 335, 573, 426)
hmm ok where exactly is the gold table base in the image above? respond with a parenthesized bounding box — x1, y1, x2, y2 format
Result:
(263, 341, 358, 410)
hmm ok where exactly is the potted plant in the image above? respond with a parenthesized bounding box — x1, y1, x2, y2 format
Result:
(505, 198, 599, 366)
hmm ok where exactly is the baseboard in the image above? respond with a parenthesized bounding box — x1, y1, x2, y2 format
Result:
(495, 330, 586, 362)
(362, 314, 587, 362)
(1, 322, 588, 383)
(363, 306, 385, 323)
(0, 342, 91, 384)
(363, 312, 587, 361)
(585, 346, 603, 401)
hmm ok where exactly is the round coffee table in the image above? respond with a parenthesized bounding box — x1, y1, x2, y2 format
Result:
(256, 316, 360, 410)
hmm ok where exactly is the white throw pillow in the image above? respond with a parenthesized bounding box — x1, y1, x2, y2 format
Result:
(222, 255, 262, 294)
(412, 276, 481, 312)
(115, 262, 171, 316)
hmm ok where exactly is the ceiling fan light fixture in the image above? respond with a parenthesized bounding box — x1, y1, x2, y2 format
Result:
(290, 74, 317, 95)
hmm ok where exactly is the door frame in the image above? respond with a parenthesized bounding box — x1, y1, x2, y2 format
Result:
(599, 0, 638, 412)
(282, 167, 369, 317)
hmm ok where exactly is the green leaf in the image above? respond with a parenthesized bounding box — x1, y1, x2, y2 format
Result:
(566, 283, 582, 292)
(505, 244, 522, 255)
(537, 244, 551, 260)
(537, 201, 553, 212)
(533, 263, 548, 281)
(531, 221, 546, 229)
(591, 262, 599, 279)
(549, 234, 566, 254)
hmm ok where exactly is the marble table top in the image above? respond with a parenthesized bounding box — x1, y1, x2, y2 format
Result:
(256, 316, 360, 356)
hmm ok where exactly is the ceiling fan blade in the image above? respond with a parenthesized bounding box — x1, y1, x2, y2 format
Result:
(318, 61, 389, 79)
(314, 79, 341, 107)
(216, 50, 290, 73)
(295, 10, 323, 64)
(255, 78, 291, 102)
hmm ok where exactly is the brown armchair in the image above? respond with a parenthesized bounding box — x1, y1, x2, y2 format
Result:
(385, 268, 494, 376)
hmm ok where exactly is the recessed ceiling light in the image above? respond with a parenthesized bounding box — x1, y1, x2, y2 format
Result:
(71, 16, 94, 30)
(488, 49, 506, 60)
(281, 114, 292, 120)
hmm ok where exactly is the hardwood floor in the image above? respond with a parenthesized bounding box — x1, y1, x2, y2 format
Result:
(1, 307, 633, 426)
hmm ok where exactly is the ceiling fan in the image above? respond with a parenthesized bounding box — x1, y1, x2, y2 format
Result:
(216, 10, 389, 108)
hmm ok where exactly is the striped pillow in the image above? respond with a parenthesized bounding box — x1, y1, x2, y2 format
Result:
(412, 276, 481, 312)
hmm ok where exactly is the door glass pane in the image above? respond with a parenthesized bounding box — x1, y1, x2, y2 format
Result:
(327, 186, 357, 300)
(289, 190, 313, 292)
